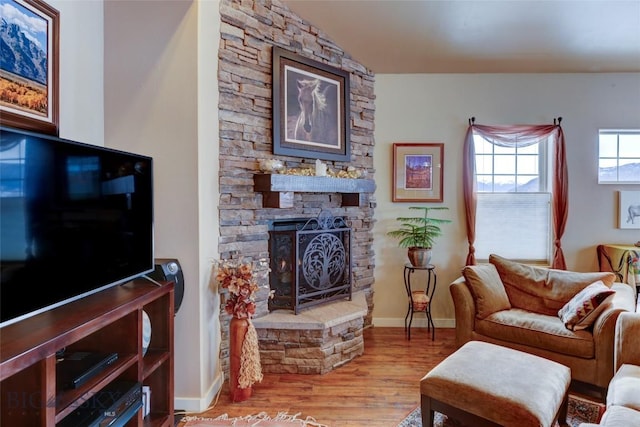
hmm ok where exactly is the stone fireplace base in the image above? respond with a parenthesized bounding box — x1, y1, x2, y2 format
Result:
(253, 292, 368, 374)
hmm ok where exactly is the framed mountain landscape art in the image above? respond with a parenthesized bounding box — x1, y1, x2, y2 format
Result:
(0, 0, 59, 135)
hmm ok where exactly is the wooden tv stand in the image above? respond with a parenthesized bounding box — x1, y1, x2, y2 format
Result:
(0, 280, 174, 426)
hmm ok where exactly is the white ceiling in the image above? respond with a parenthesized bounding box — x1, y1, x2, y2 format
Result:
(282, 0, 640, 74)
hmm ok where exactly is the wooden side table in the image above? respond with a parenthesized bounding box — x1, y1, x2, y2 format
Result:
(403, 263, 437, 340)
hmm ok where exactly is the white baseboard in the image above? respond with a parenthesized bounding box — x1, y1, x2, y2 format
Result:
(372, 317, 455, 329)
(174, 370, 224, 414)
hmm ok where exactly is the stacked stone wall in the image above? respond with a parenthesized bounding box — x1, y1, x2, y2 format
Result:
(217, 0, 376, 378)
(258, 317, 365, 375)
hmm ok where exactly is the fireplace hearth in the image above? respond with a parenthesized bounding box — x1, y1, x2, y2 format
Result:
(268, 211, 352, 314)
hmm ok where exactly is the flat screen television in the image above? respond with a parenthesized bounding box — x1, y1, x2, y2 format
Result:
(0, 126, 154, 327)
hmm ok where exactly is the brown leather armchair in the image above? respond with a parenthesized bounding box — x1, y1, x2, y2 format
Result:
(449, 255, 637, 397)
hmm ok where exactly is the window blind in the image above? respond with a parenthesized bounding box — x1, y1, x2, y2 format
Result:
(475, 192, 551, 262)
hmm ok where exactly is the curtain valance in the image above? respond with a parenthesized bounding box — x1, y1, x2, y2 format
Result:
(463, 119, 568, 269)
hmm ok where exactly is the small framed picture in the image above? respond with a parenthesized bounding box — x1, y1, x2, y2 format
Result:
(272, 47, 350, 162)
(392, 143, 444, 202)
(0, 0, 59, 135)
(619, 191, 640, 229)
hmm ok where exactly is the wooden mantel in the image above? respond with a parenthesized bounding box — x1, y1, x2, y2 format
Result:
(254, 174, 376, 208)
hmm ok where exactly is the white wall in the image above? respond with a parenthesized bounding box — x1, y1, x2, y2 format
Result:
(372, 73, 640, 327)
(49, 0, 103, 144)
(196, 0, 222, 411)
(103, 0, 221, 411)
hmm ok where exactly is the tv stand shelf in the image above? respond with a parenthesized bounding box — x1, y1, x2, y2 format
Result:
(0, 280, 174, 426)
(55, 353, 138, 420)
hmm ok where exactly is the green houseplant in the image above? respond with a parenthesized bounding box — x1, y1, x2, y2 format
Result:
(387, 206, 451, 267)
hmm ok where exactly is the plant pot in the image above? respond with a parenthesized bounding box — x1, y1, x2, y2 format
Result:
(408, 247, 432, 267)
(411, 290, 430, 311)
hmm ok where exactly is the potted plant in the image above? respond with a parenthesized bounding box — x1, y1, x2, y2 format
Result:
(387, 206, 451, 267)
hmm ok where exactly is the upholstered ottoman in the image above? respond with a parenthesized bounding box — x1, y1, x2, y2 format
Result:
(420, 341, 571, 427)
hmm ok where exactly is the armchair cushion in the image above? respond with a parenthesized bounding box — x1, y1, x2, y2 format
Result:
(489, 254, 616, 316)
(607, 364, 640, 411)
(598, 406, 640, 427)
(476, 308, 595, 358)
(462, 264, 511, 319)
(558, 280, 616, 331)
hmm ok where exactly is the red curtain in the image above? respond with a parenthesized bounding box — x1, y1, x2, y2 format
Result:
(463, 122, 568, 269)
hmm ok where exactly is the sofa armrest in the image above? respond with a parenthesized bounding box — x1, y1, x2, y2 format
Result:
(615, 312, 640, 370)
(592, 283, 636, 382)
(449, 276, 476, 347)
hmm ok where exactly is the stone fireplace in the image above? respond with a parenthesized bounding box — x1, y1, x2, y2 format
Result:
(217, 0, 376, 379)
(268, 211, 352, 314)
(253, 211, 365, 375)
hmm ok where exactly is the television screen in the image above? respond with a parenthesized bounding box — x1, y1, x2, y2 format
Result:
(0, 126, 154, 327)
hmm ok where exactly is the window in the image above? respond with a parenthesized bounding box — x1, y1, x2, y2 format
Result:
(598, 130, 640, 184)
(473, 133, 551, 263)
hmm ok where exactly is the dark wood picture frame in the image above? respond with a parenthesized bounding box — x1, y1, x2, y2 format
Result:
(0, 0, 59, 135)
(272, 47, 350, 162)
(392, 143, 444, 202)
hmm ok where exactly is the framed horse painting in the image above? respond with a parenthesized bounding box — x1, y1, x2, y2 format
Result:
(0, 0, 59, 135)
(619, 191, 640, 229)
(272, 47, 350, 162)
(392, 143, 444, 202)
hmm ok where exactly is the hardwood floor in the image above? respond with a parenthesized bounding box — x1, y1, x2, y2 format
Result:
(177, 326, 458, 426)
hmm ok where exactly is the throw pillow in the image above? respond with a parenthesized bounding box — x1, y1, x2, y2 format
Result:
(489, 254, 616, 316)
(558, 280, 616, 331)
(462, 264, 511, 319)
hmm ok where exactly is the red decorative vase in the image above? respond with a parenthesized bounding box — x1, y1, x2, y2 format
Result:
(229, 316, 253, 402)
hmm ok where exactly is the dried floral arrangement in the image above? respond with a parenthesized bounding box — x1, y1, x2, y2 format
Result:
(214, 257, 270, 392)
(215, 258, 261, 319)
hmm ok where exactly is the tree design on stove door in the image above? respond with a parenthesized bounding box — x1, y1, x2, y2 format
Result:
(302, 233, 346, 290)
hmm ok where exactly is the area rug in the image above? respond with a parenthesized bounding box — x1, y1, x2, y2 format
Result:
(181, 411, 328, 427)
(397, 394, 605, 427)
